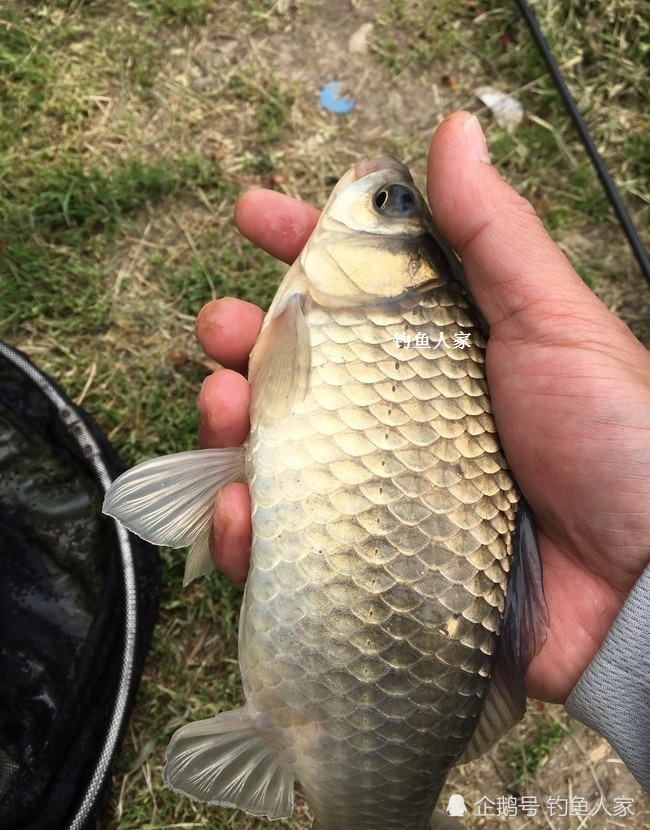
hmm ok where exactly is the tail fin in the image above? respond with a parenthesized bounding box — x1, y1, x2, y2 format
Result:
(163, 707, 294, 820)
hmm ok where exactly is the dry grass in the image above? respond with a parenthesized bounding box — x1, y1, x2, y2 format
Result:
(1, 1, 648, 828)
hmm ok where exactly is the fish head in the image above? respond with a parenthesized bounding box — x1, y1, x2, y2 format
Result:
(298, 156, 458, 306)
(323, 156, 426, 237)
(249, 155, 479, 420)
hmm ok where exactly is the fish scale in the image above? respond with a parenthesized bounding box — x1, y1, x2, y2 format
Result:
(242, 289, 516, 830)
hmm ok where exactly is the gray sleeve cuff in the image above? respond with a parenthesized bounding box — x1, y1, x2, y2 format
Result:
(565, 564, 650, 790)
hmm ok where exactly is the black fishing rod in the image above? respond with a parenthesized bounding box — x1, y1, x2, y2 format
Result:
(515, 0, 650, 288)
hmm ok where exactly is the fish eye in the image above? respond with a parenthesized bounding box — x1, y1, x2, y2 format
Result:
(372, 184, 418, 217)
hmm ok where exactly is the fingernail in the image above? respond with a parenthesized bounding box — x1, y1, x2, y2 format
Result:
(463, 115, 491, 164)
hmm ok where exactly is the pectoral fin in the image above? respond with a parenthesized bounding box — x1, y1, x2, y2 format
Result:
(102, 447, 246, 584)
(457, 499, 548, 764)
(164, 708, 294, 820)
(248, 278, 311, 420)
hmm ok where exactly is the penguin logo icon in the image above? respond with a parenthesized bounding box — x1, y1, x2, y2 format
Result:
(446, 793, 468, 816)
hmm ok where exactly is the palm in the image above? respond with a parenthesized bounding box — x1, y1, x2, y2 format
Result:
(483, 314, 650, 700)
(196, 112, 650, 705)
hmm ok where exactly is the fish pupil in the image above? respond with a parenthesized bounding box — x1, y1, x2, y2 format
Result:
(374, 189, 389, 209)
(372, 184, 417, 216)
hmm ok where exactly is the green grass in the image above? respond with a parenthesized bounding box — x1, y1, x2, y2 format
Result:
(132, 0, 213, 26)
(0, 16, 51, 138)
(1, 160, 188, 322)
(374, 0, 463, 73)
(505, 716, 574, 791)
(162, 239, 283, 317)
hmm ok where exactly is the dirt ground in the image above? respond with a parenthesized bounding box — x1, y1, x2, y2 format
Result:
(442, 709, 649, 828)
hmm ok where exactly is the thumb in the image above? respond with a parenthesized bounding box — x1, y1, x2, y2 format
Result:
(427, 112, 606, 343)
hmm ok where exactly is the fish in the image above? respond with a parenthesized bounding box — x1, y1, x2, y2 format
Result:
(103, 156, 547, 830)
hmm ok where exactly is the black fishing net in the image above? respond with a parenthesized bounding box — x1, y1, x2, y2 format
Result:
(0, 345, 160, 830)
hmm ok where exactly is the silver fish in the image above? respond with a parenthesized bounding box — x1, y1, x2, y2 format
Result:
(104, 157, 546, 829)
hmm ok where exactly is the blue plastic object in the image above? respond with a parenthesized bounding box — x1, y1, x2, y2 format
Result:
(319, 82, 355, 115)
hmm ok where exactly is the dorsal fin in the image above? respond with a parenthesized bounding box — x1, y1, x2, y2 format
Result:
(457, 499, 548, 763)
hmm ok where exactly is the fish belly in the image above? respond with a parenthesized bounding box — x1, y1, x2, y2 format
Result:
(242, 292, 517, 830)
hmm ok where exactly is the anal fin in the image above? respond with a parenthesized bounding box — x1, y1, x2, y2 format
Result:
(164, 707, 294, 820)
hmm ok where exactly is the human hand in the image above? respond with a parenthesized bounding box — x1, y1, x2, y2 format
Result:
(195, 111, 650, 705)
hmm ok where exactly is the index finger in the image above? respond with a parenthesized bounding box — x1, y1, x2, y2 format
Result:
(235, 188, 320, 264)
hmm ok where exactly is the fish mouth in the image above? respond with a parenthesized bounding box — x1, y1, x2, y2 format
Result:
(354, 156, 410, 181)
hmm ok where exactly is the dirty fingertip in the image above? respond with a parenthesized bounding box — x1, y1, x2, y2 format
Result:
(196, 298, 264, 370)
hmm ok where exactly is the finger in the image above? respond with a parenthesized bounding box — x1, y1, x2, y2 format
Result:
(196, 297, 264, 373)
(197, 369, 250, 449)
(211, 482, 251, 589)
(427, 111, 606, 342)
(235, 189, 320, 264)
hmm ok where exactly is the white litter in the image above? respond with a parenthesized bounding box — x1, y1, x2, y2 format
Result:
(476, 86, 524, 131)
